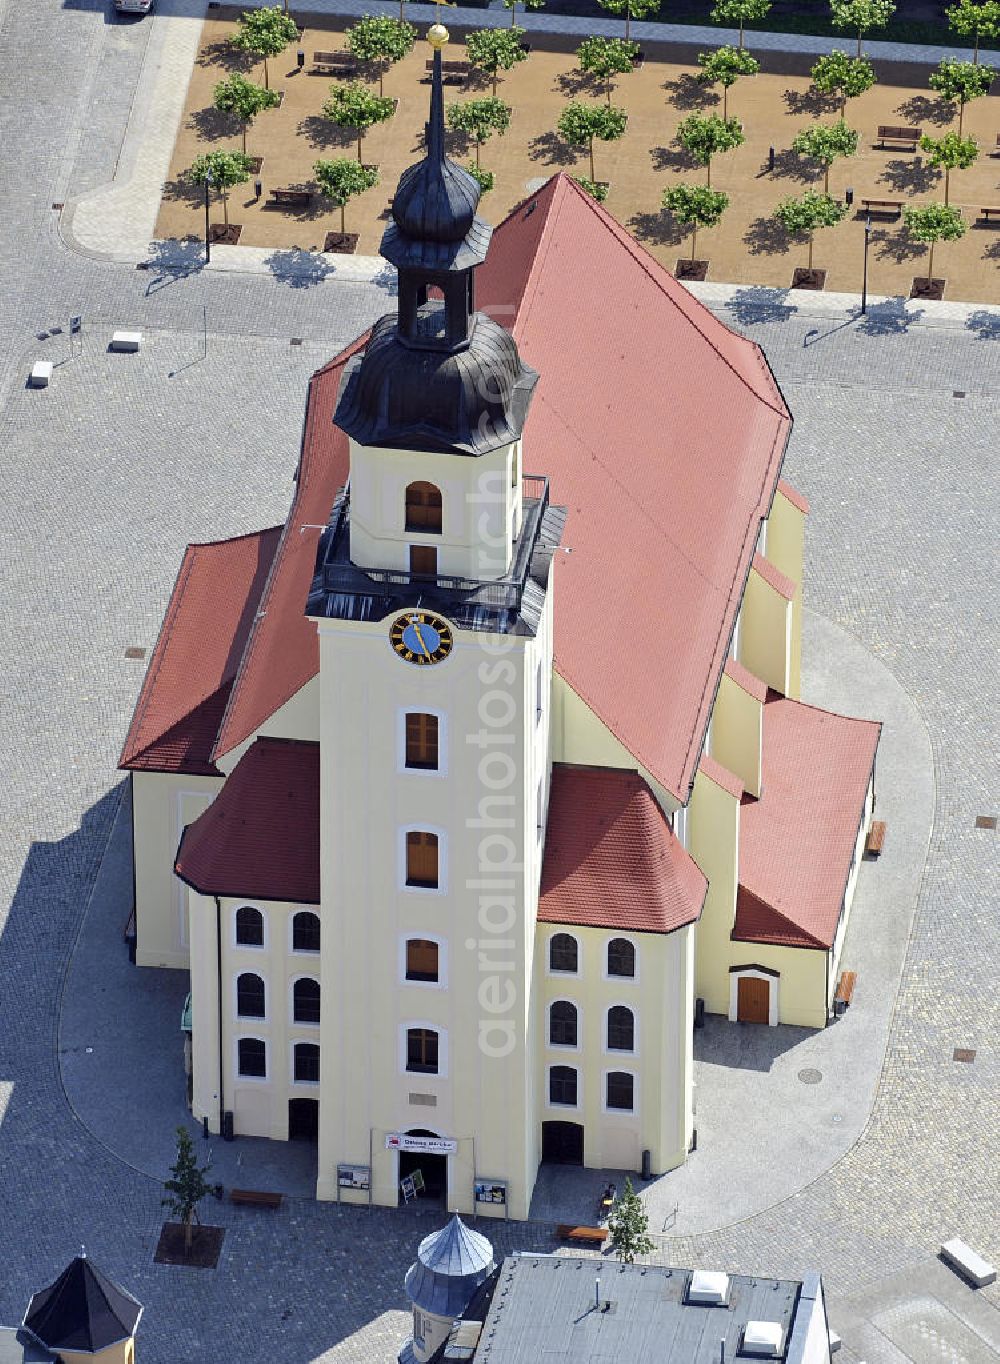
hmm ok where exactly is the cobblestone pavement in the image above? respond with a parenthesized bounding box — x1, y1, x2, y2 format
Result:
(0, 0, 998, 1358)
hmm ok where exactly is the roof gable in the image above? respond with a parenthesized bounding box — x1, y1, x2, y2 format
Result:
(24, 1257, 141, 1354)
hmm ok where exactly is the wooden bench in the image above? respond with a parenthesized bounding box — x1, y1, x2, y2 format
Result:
(425, 57, 471, 84)
(833, 970, 857, 1015)
(555, 1224, 606, 1244)
(860, 198, 902, 220)
(230, 1188, 282, 1209)
(876, 125, 922, 151)
(866, 819, 887, 856)
(268, 189, 312, 208)
(978, 206, 1000, 223)
(312, 50, 357, 75)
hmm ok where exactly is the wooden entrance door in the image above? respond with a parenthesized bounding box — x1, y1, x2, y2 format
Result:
(737, 975, 770, 1024)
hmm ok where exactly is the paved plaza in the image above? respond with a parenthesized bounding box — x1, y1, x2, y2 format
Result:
(0, 0, 997, 1359)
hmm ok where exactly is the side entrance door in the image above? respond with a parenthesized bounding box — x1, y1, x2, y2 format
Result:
(737, 975, 770, 1024)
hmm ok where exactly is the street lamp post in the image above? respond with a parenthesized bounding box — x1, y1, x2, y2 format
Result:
(204, 170, 214, 265)
(861, 213, 871, 315)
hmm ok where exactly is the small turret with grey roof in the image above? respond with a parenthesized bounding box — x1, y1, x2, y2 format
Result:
(21, 1252, 142, 1363)
(400, 1214, 495, 1364)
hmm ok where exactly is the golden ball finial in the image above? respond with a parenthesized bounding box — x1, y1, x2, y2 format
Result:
(428, 21, 449, 48)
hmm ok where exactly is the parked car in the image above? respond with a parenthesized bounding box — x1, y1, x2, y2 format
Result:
(115, 0, 154, 14)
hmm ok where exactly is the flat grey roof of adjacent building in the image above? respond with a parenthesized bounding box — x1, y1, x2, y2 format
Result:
(476, 1257, 803, 1364)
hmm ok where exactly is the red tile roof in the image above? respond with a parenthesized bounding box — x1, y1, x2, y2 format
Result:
(174, 738, 320, 903)
(699, 754, 744, 800)
(119, 528, 282, 775)
(752, 551, 796, 602)
(724, 658, 767, 703)
(777, 478, 810, 515)
(539, 764, 706, 935)
(210, 176, 790, 803)
(734, 695, 881, 950)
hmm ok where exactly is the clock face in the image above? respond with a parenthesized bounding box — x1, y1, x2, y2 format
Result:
(390, 611, 454, 666)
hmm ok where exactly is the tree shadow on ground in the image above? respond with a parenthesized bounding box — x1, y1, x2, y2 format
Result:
(725, 285, 795, 326)
(771, 146, 820, 184)
(297, 115, 355, 153)
(554, 68, 605, 99)
(197, 37, 255, 74)
(528, 130, 579, 166)
(462, 67, 494, 94)
(744, 215, 798, 255)
(878, 156, 940, 193)
(895, 94, 954, 127)
(264, 246, 338, 287)
(188, 106, 240, 143)
(143, 237, 205, 294)
(662, 73, 719, 110)
(980, 236, 1000, 262)
(650, 144, 699, 173)
(626, 208, 688, 247)
(855, 296, 926, 335)
(965, 306, 1000, 338)
(872, 223, 927, 264)
(782, 85, 839, 116)
(444, 128, 473, 159)
(160, 174, 204, 209)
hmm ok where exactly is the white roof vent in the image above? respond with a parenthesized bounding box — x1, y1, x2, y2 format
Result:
(741, 1320, 784, 1357)
(688, 1271, 730, 1305)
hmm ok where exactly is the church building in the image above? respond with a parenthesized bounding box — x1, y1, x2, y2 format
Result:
(119, 26, 880, 1220)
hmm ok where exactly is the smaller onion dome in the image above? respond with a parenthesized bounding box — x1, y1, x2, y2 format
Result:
(403, 1214, 495, 1319)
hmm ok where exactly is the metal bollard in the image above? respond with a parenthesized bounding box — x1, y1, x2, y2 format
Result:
(254, 177, 263, 200)
(845, 186, 854, 207)
(297, 47, 305, 69)
(768, 144, 775, 173)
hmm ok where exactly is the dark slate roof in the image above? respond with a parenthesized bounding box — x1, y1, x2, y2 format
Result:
(23, 1256, 142, 1354)
(0, 1329, 56, 1364)
(404, 1216, 495, 1318)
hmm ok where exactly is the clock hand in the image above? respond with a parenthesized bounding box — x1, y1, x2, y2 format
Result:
(412, 621, 433, 661)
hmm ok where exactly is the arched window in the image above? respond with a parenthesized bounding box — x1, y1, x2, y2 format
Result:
(606, 1071, 634, 1111)
(549, 1065, 578, 1106)
(607, 1005, 635, 1052)
(292, 911, 320, 953)
(405, 713, 439, 770)
(405, 481, 443, 533)
(293, 977, 321, 1025)
(236, 972, 265, 1018)
(406, 831, 439, 888)
(549, 1000, 578, 1047)
(238, 1037, 266, 1078)
(406, 1027, 439, 1074)
(294, 1042, 320, 1084)
(406, 939, 439, 983)
(607, 938, 636, 978)
(235, 905, 263, 947)
(549, 933, 578, 974)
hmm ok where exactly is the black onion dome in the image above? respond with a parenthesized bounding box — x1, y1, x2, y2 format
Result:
(335, 312, 538, 457)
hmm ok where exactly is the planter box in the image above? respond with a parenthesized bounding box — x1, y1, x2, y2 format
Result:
(209, 223, 242, 245)
(324, 232, 359, 254)
(791, 267, 826, 290)
(675, 258, 708, 281)
(910, 275, 945, 300)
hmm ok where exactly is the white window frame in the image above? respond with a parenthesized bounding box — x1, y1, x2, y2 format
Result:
(546, 1062, 581, 1110)
(547, 997, 581, 1053)
(289, 974, 321, 1029)
(603, 935, 639, 985)
(546, 930, 581, 977)
(234, 1034, 268, 1083)
(290, 1040, 321, 1087)
(603, 1003, 639, 1058)
(602, 1067, 638, 1116)
(289, 910, 321, 956)
(399, 1022, 448, 1079)
(399, 933, 448, 990)
(399, 824, 448, 896)
(396, 707, 448, 777)
(233, 969, 268, 1023)
(232, 903, 268, 951)
(401, 478, 446, 538)
(728, 966, 780, 1027)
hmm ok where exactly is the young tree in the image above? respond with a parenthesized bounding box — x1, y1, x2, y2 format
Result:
(557, 102, 628, 183)
(576, 36, 640, 104)
(772, 189, 847, 272)
(466, 164, 496, 193)
(946, 0, 1000, 63)
(573, 176, 610, 200)
(230, 6, 299, 90)
(919, 130, 978, 203)
(465, 27, 528, 99)
(928, 57, 995, 133)
(607, 1179, 655, 1264)
(596, 0, 661, 43)
(502, 0, 544, 26)
(314, 158, 380, 236)
(675, 112, 745, 185)
(696, 45, 759, 119)
(345, 16, 417, 98)
(162, 1127, 213, 1253)
(663, 183, 729, 259)
(903, 202, 966, 283)
(186, 150, 254, 228)
(791, 119, 859, 193)
(810, 50, 876, 116)
(447, 98, 512, 168)
(829, 0, 896, 58)
(709, 0, 772, 50)
(212, 73, 280, 155)
(322, 83, 395, 162)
